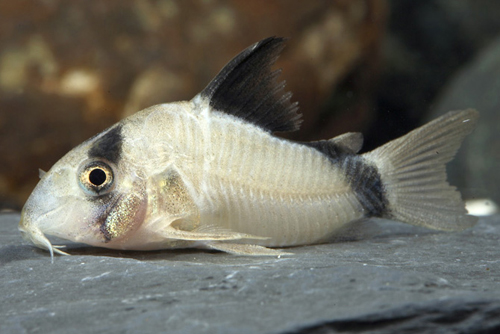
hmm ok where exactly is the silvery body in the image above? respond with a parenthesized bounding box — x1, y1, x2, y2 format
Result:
(19, 37, 478, 260)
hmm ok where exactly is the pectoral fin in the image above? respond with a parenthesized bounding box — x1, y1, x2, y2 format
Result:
(161, 225, 269, 241)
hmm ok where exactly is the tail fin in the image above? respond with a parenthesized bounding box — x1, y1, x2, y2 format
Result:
(363, 109, 479, 231)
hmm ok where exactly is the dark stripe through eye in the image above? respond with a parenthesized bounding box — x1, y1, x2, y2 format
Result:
(88, 125, 123, 163)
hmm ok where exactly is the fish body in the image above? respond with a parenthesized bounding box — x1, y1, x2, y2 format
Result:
(19, 37, 478, 259)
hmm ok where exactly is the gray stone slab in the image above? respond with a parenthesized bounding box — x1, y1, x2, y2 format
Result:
(1, 213, 499, 333)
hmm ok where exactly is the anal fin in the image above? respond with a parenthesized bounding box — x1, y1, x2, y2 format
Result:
(205, 242, 291, 256)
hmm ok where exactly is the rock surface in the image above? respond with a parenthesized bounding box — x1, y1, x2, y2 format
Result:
(1, 213, 499, 333)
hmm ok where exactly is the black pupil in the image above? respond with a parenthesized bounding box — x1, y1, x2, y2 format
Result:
(89, 168, 107, 186)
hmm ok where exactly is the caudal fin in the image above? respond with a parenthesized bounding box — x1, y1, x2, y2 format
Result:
(363, 109, 479, 231)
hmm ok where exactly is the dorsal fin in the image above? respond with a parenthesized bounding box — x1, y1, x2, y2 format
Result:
(305, 132, 364, 161)
(194, 37, 302, 133)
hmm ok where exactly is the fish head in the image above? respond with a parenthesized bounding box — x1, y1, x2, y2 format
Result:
(19, 124, 148, 258)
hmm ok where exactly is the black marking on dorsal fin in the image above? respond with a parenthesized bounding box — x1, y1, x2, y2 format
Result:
(88, 125, 123, 163)
(304, 132, 364, 162)
(197, 37, 302, 133)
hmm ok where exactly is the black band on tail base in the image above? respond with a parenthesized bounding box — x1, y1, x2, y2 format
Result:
(340, 155, 388, 217)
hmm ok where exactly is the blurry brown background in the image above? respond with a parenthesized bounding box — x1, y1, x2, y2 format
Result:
(1, 0, 500, 210)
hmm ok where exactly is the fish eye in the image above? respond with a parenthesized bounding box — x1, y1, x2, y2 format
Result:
(78, 160, 115, 195)
(89, 168, 107, 186)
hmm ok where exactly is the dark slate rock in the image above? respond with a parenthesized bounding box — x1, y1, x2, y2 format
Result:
(1, 213, 499, 333)
(430, 35, 500, 204)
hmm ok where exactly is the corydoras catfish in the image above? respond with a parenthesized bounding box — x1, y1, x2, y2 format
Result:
(19, 37, 478, 260)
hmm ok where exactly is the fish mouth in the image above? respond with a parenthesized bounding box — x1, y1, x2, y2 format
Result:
(19, 209, 70, 262)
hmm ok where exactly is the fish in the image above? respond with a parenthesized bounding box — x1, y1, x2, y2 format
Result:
(19, 37, 479, 261)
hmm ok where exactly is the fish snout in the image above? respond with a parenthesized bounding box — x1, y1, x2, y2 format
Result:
(19, 208, 69, 261)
